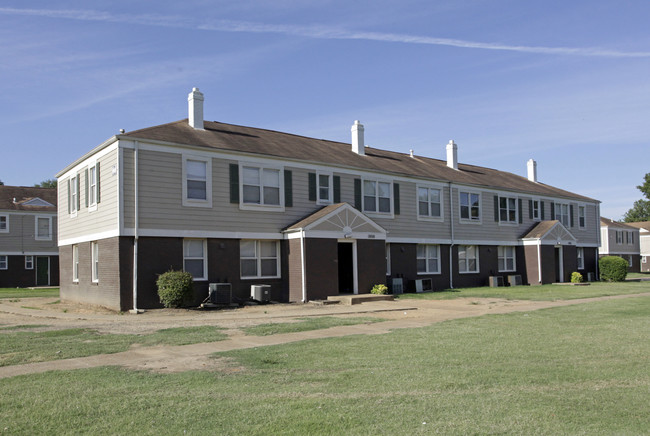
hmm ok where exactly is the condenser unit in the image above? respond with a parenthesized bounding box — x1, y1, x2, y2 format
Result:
(251, 284, 271, 302)
(415, 278, 433, 293)
(508, 275, 523, 286)
(391, 278, 404, 294)
(209, 283, 232, 305)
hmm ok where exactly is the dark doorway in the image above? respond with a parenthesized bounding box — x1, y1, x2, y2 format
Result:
(337, 243, 354, 293)
(554, 248, 561, 283)
(36, 256, 50, 286)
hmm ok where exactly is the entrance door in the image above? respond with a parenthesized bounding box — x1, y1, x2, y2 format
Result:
(36, 256, 50, 286)
(337, 243, 354, 293)
(554, 247, 563, 283)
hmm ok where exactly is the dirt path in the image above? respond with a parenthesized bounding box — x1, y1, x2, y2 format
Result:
(1, 292, 648, 379)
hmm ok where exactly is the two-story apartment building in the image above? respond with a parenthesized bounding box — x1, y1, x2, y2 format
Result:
(56, 88, 601, 311)
(621, 221, 650, 272)
(0, 186, 59, 287)
(599, 218, 641, 273)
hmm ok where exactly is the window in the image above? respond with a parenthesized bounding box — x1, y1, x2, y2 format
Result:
(578, 206, 586, 229)
(88, 165, 98, 207)
(386, 244, 391, 276)
(0, 255, 7, 270)
(616, 231, 623, 244)
(25, 256, 34, 270)
(240, 240, 280, 278)
(628, 232, 634, 245)
(555, 203, 570, 226)
(35, 217, 52, 241)
(417, 244, 440, 274)
(183, 156, 212, 207)
(458, 245, 479, 273)
(460, 192, 480, 221)
(70, 175, 78, 215)
(72, 245, 79, 282)
(363, 180, 391, 213)
(499, 197, 517, 223)
(577, 247, 584, 270)
(0, 215, 7, 232)
(91, 242, 99, 283)
(183, 239, 207, 280)
(418, 187, 442, 219)
(242, 166, 281, 206)
(498, 246, 516, 272)
(318, 173, 331, 204)
(628, 256, 633, 267)
(531, 200, 540, 221)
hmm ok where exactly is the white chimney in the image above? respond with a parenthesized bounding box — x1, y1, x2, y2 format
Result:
(446, 140, 458, 170)
(351, 120, 365, 155)
(188, 87, 204, 130)
(527, 159, 538, 182)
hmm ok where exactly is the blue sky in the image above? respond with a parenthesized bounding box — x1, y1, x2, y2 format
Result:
(1, 1, 649, 220)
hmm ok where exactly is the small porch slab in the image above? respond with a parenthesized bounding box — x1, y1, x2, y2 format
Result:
(326, 293, 395, 305)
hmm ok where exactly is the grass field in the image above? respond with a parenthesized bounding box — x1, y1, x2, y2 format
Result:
(1, 295, 648, 435)
(396, 280, 650, 301)
(0, 287, 59, 299)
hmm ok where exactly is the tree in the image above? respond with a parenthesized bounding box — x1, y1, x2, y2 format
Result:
(0, 180, 3, 185)
(623, 172, 650, 222)
(34, 179, 57, 188)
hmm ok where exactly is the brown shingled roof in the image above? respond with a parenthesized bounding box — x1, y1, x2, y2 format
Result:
(0, 186, 57, 212)
(622, 221, 650, 231)
(122, 119, 596, 202)
(600, 217, 638, 230)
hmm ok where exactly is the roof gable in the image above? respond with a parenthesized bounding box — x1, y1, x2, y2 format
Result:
(285, 203, 386, 239)
(0, 186, 57, 211)
(522, 220, 577, 245)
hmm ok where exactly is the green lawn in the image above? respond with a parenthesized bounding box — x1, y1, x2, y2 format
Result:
(242, 316, 384, 336)
(396, 280, 650, 301)
(0, 287, 59, 299)
(1, 296, 648, 435)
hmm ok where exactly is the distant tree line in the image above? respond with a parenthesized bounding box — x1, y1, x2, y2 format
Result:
(623, 173, 650, 222)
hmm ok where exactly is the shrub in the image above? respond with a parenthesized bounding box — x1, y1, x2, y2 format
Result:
(156, 270, 194, 308)
(599, 256, 628, 282)
(571, 272, 583, 283)
(370, 284, 388, 295)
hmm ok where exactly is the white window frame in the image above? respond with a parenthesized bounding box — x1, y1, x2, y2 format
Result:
(555, 202, 570, 227)
(35, 216, 52, 241)
(70, 175, 78, 217)
(458, 245, 479, 274)
(362, 178, 393, 216)
(578, 205, 586, 229)
(499, 196, 518, 224)
(498, 246, 516, 272)
(25, 255, 34, 270)
(72, 245, 79, 282)
(240, 240, 281, 279)
(317, 172, 333, 205)
(616, 231, 623, 244)
(628, 256, 633, 267)
(91, 241, 99, 283)
(628, 231, 634, 245)
(183, 239, 208, 281)
(88, 163, 98, 211)
(240, 163, 284, 211)
(417, 185, 443, 222)
(459, 191, 481, 223)
(531, 199, 540, 221)
(577, 247, 584, 270)
(417, 244, 441, 275)
(182, 155, 212, 208)
(0, 255, 7, 270)
(0, 214, 8, 233)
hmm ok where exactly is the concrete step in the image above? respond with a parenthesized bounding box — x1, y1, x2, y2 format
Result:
(326, 294, 394, 305)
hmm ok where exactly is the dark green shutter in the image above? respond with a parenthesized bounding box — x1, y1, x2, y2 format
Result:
(333, 176, 341, 203)
(308, 173, 316, 201)
(550, 203, 555, 220)
(541, 201, 545, 220)
(229, 164, 239, 203)
(96, 163, 101, 203)
(354, 178, 361, 210)
(76, 176, 81, 210)
(570, 205, 574, 227)
(284, 170, 293, 207)
(393, 183, 400, 215)
(528, 200, 533, 220)
(67, 179, 71, 214)
(84, 168, 89, 207)
(518, 199, 523, 224)
(494, 195, 500, 222)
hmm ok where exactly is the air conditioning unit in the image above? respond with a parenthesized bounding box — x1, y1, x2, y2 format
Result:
(489, 276, 504, 287)
(587, 272, 595, 282)
(391, 278, 404, 295)
(415, 278, 433, 293)
(251, 284, 271, 302)
(209, 283, 231, 305)
(508, 275, 523, 286)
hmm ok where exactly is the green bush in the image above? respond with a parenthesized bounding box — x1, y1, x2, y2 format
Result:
(156, 270, 194, 308)
(370, 284, 388, 295)
(571, 272, 583, 283)
(599, 256, 628, 282)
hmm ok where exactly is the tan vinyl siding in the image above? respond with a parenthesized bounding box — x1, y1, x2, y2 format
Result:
(0, 213, 58, 253)
(58, 149, 119, 242)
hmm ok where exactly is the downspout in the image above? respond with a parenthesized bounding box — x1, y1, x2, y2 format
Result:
(595, 203, 601, 280)
(448, 182, 454, 289)
(300, 229, 307, 302)
(537, 241, 542, 284)
(131, 141, 140, 313)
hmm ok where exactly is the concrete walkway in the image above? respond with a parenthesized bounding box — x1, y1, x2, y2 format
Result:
(1, 292, 648, 379)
